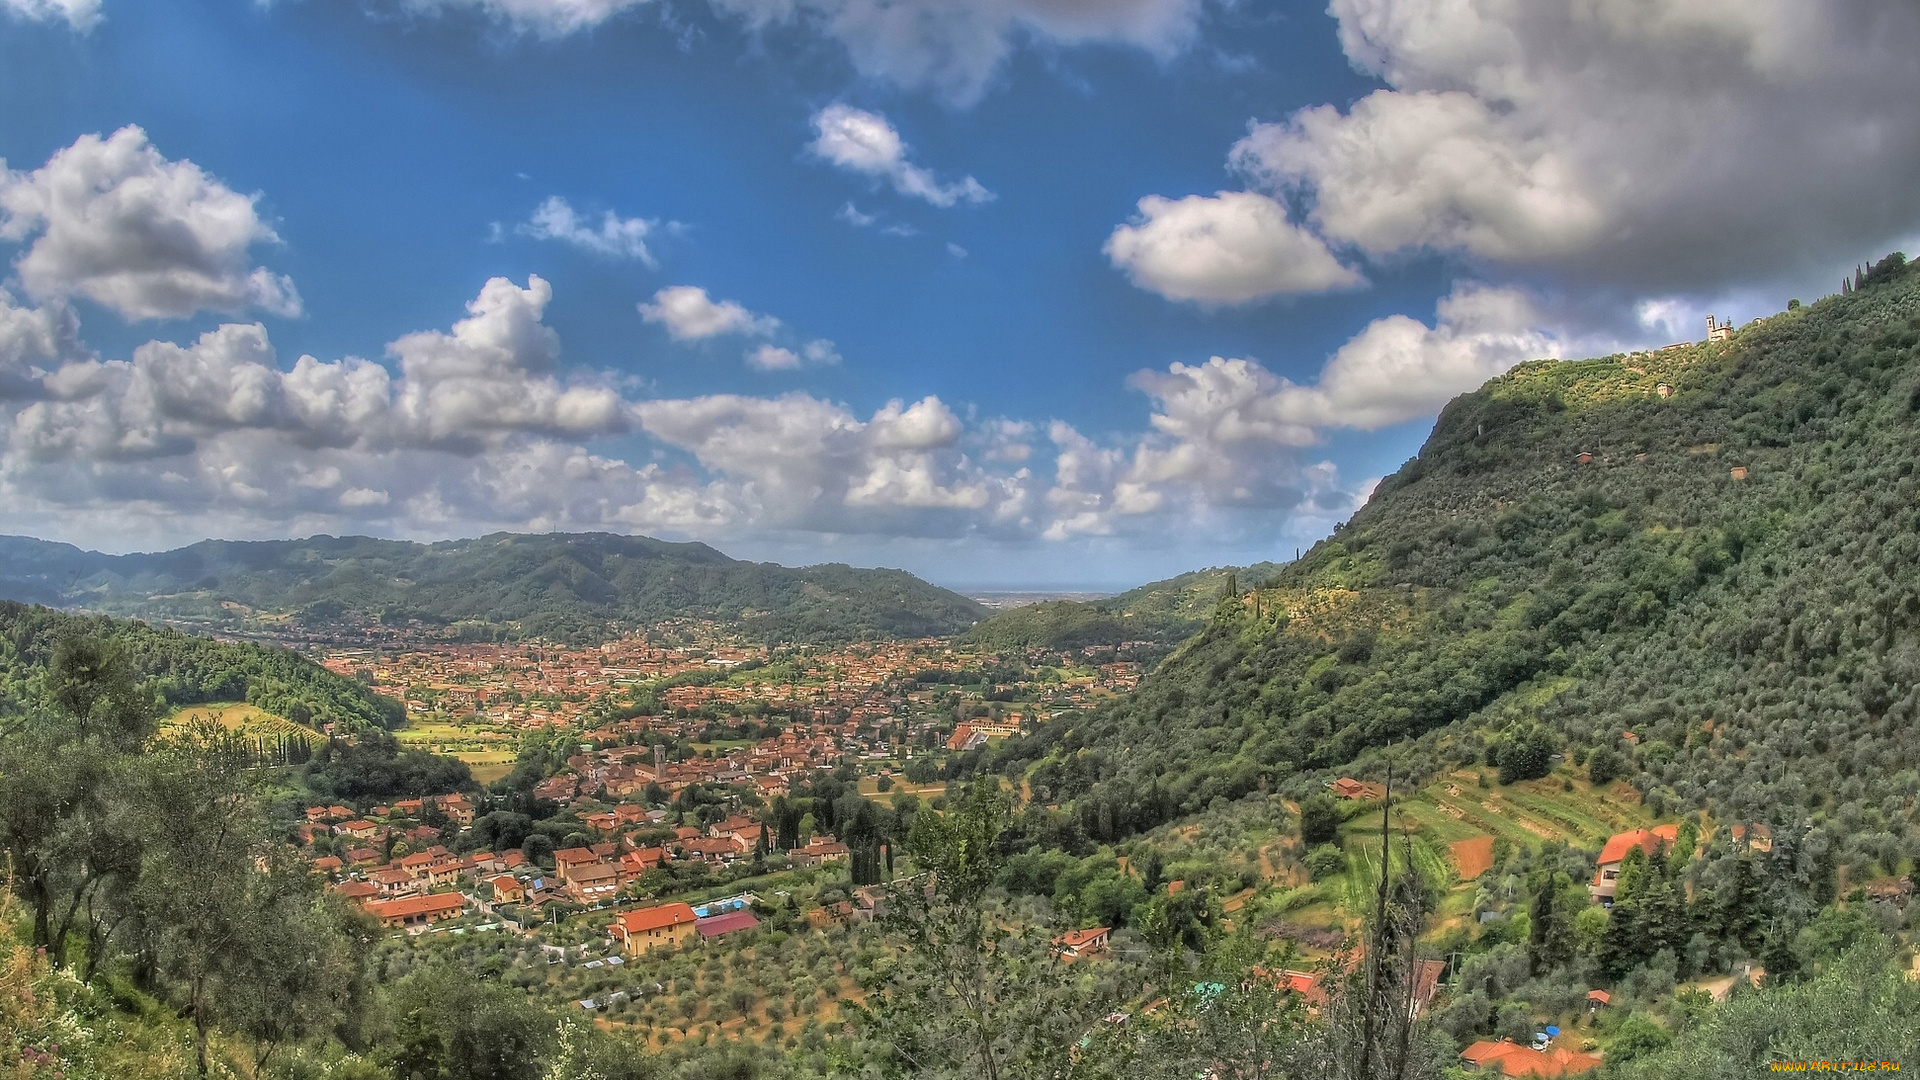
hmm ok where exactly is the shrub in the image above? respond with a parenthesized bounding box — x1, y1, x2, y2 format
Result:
(1305, 844, 1346, 881)
(1299, 794, 1342, 847)
(1587, 746, 1622, 786)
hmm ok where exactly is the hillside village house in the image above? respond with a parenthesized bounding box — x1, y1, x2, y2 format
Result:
(611, 903, 698, 955)
(553, 847, 606, 884)
(364, 892, 466, 931)
(336, 819, 380, 841)
(488, 875, 526, 905)
(792, 836, 850, 867)
(1053, 926, 1110, 961)
(565, 861, 621, 904)
(368, 868, 418, 897)
(1589, 824, 1680, 905)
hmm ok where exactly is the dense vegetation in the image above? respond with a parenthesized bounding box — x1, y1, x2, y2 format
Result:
(962, 562, 1282, 651)
(0, 531, 987, 644)
(0, 601, 402, 731)
(1006, 255, 1920, 860)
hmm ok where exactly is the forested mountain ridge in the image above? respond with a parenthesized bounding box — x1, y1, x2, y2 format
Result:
(0, 531, 988, 644)
(962, 561, 1285, 651)
(1008, 254, 1920, 862)
(0, 601, 404, 731)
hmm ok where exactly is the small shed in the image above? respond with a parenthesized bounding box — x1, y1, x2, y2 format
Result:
(695, 909, 761, 940)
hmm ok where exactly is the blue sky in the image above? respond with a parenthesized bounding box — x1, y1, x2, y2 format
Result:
(3, 0, 1919, 589)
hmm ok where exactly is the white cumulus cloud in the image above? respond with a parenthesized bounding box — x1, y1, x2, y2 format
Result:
(640, 285, 782, 341)
(518, 196, 658, 262)
(745, 338, 841, 372)
(1105, 191, 1363, 304)
(0, 126, 300, 321)
(809, 105, 992, 209)
(1, 0, 100, 30)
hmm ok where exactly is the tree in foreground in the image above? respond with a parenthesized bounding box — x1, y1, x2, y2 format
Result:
(852, 777, 1110, 1080)
(1607, 935, 1920, 1080)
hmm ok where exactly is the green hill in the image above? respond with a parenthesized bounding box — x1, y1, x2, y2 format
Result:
(0, 531, 987, 644)
(0, 600, 404, 731)
(962, 562, 1285, 651)
(1007, 253, 1920, 855)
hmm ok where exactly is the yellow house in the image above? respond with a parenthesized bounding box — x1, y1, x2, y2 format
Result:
(611, 902, 698, 955)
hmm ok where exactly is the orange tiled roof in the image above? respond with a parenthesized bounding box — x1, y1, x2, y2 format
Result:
(1460, 1040, 1601, 1077)
(615, 902, 697, 934)
(1596, 829, 1663, 865)
(365, 892, 465, 919)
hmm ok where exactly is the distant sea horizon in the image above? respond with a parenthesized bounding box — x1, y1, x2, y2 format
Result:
(956, 589, 1120, 610)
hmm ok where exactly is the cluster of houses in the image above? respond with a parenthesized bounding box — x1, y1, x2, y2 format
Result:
(298, 795, 476, 867)
(306, 796, 856, 936)
(531, 727, 850, 806)
(312, 631, 1154, 782)
(318, 635, 767, 730)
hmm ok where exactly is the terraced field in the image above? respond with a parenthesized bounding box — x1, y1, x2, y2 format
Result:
(1262, 762, 1656, 951)
(166, 702, 322, 748)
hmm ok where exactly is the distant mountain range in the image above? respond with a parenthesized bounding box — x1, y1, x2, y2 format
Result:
(0, 532, 988, 644)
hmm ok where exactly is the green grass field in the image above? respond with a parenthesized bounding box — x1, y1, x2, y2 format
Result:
(857, 777, 946, 802)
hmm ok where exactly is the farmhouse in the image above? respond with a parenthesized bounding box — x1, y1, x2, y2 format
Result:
(1052, 926, 1110, 961)
(1589, 824, 1680, 905)
(1329, 777, 1385, 801)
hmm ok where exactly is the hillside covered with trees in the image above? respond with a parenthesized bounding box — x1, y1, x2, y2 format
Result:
(0, 601, 402, 732)
(1005, 253, 1920, 859)
(0, 531, 988, 644)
